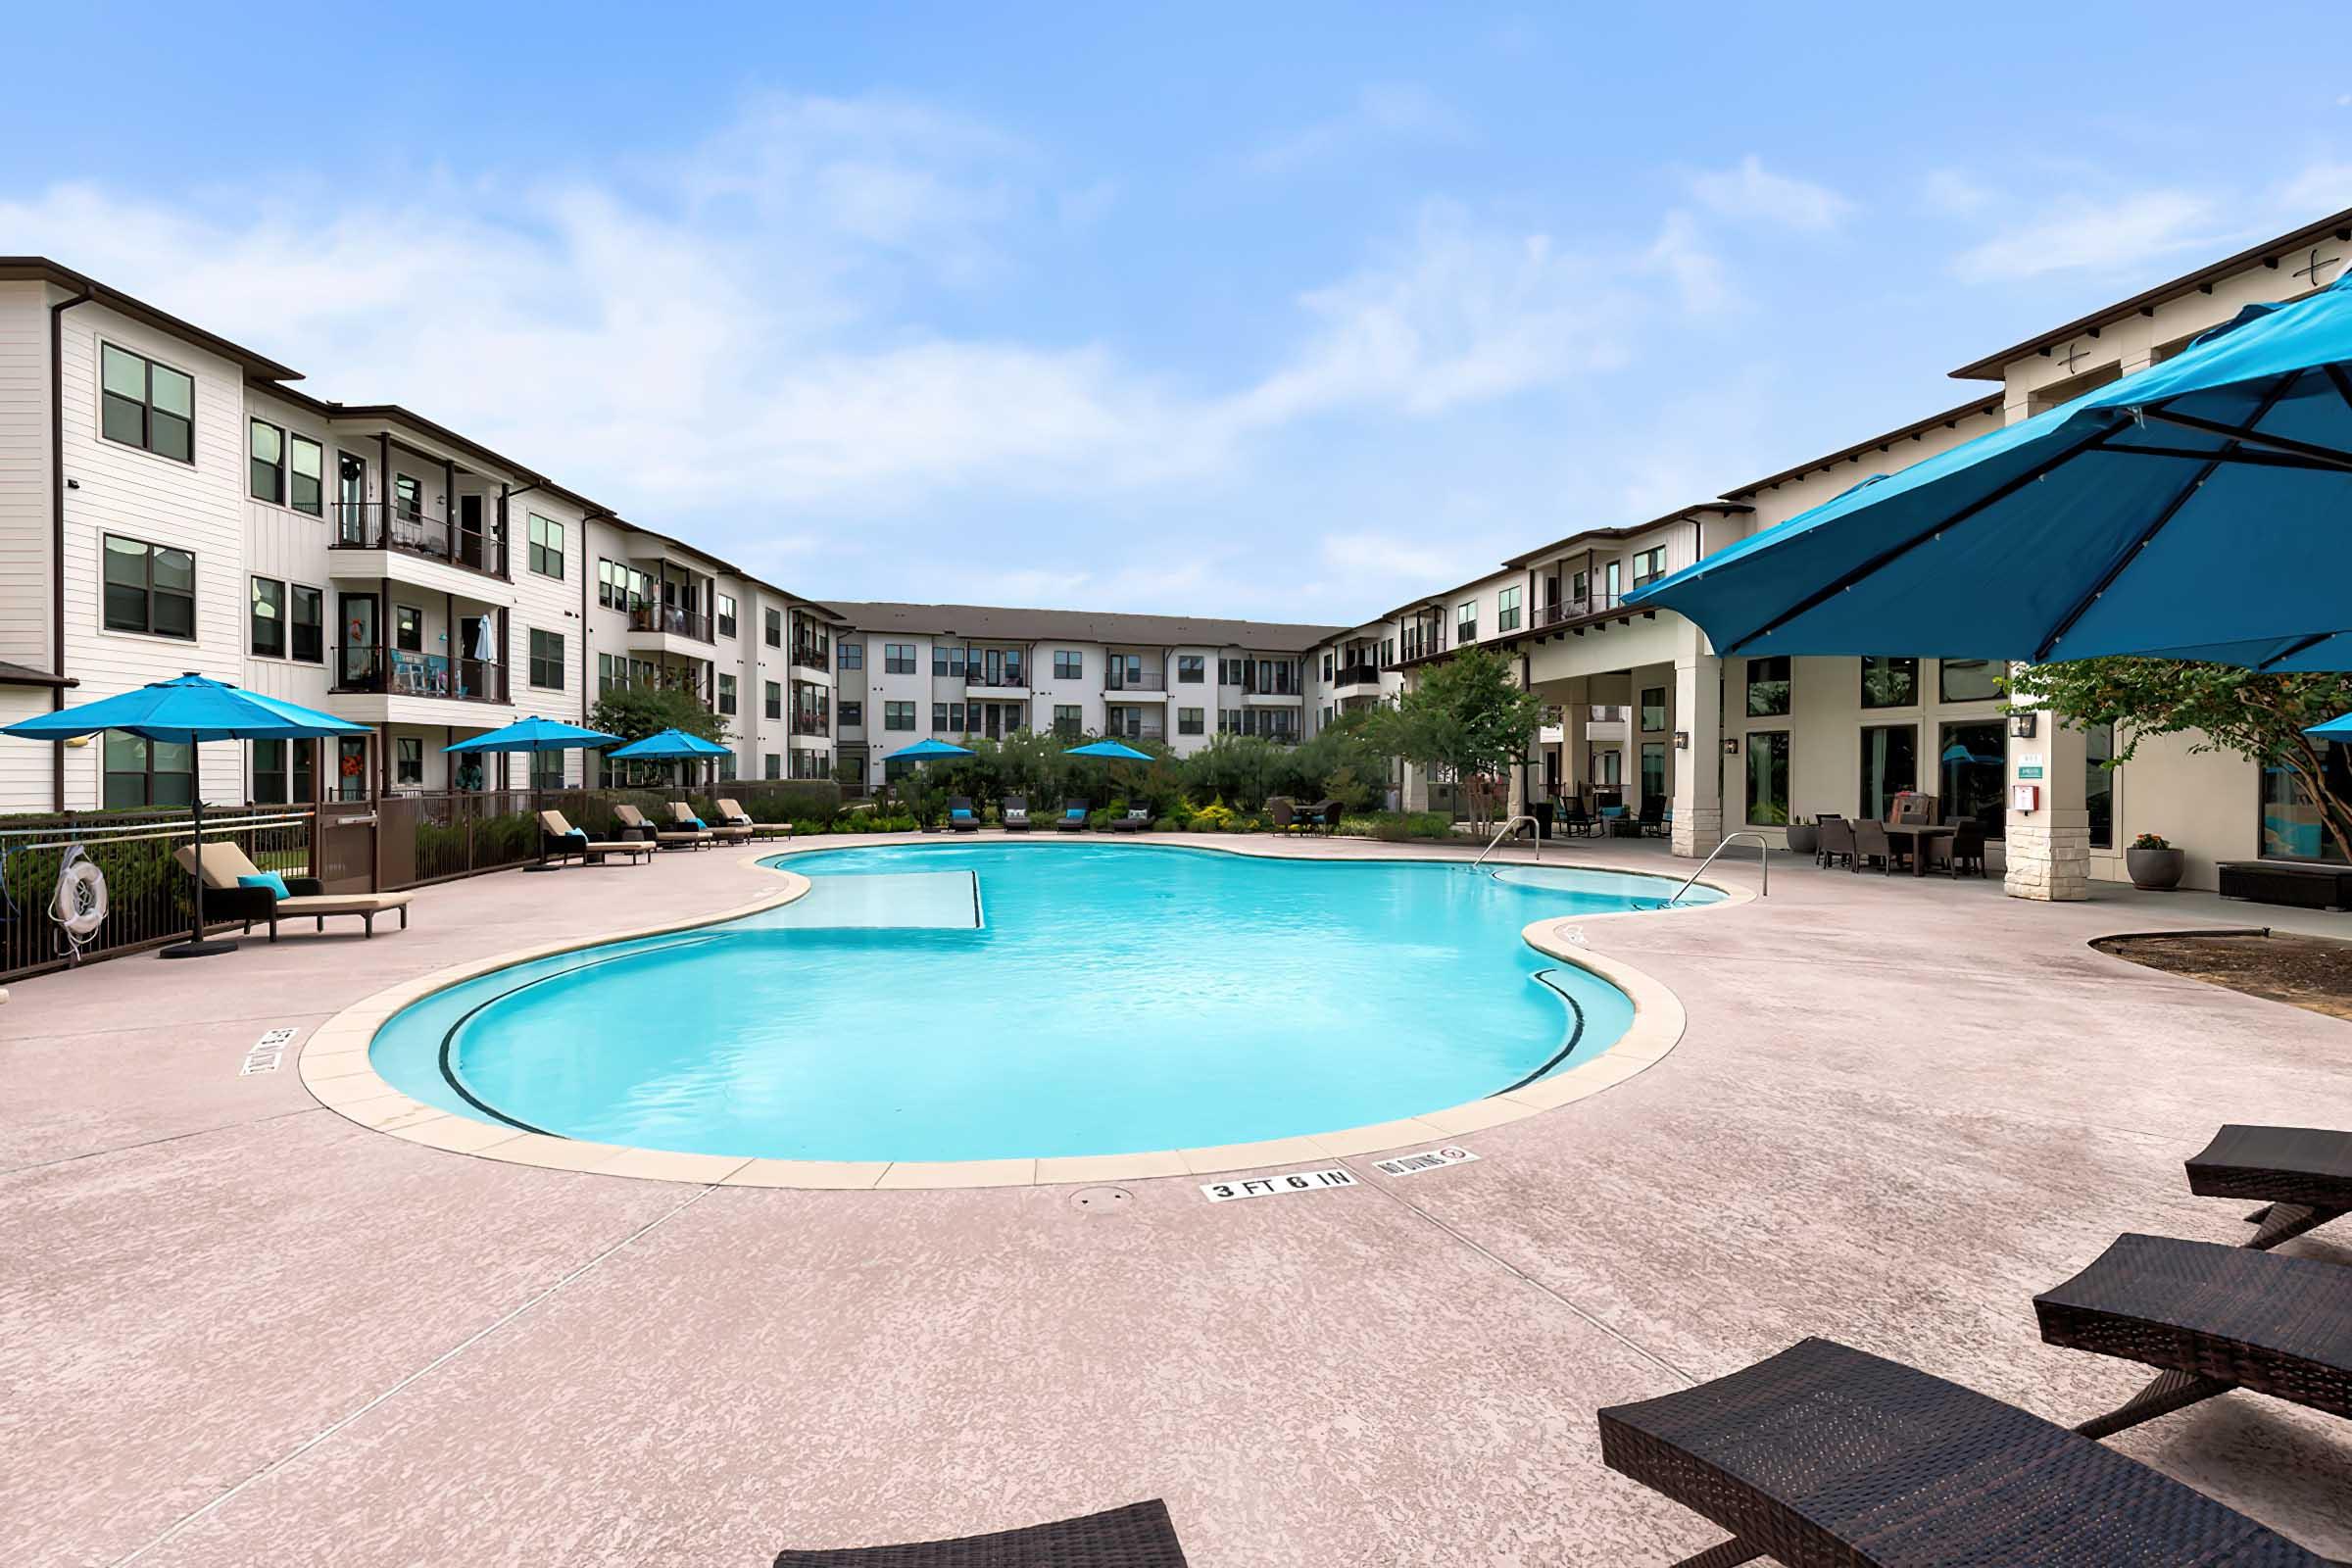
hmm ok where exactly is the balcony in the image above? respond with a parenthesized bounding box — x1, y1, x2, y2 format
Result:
(1103, 718, 1166, 744)
(331, 501, 506, 580)
(966, 668, 1030, 692)
(1533, 594, 1627, 630)
(332, 646, 510, 705)
(628, 605, 713, 643)
(792, 710, 831, 738)
(792, 641, 831, 674)
(1331, 662, 1382, 691)
(1104, 669, 1166, 693)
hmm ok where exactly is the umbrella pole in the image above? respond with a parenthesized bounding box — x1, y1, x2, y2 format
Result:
(524, 763, 556, 872)
(162, 745, 237, 959)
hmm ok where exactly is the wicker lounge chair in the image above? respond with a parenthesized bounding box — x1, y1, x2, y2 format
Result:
(615, 802, 710, 850)
(1002, 796, 1032, 832)
(1055, 800, 1090, 833)
(2036, 1232, 2352, 1441)
(715, 798, 793, 840)
(1599, 1337, 2341, 1567)
(774, 1498, 1188, 1566)
(672, 799, 750, 843)
(173, 842, 414, 942)
(2189, 1123, 2352, 1250)
(947, 797, 981, 833)
(1109, 807, 1152, 833)
(538, 809, 653, 866)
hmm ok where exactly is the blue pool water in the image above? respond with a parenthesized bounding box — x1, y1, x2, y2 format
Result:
(369, 844, 1712, 1161)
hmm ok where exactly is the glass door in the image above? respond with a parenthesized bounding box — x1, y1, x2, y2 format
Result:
(1938, 721, 2007, 839)
(339, 593, 379, 689)
(337, 454, 368, 544)
(1859, 724, 1919, 822)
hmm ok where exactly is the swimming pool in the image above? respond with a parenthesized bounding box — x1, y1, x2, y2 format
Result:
(368, 844, 1714, 1163)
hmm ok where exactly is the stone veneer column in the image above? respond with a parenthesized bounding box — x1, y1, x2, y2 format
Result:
(1669, 628, 1723, 858)
(2001, 701, 2090, 902)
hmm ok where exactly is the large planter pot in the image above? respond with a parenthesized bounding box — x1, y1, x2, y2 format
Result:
(1785, 822, 1820, 856)
(2127, 846, 2185, 891)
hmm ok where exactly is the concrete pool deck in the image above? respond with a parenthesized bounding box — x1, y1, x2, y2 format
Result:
(5, 831, 2350, 1564)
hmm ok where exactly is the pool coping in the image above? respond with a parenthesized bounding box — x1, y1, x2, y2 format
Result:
(299, 837, 1740, 1189)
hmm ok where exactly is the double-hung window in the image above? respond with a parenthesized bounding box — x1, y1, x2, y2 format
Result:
(289, 435, 323, 515)
(1054, 650, 1084, 680)
(837, 642, 863, 671)
(100, 344, 194, 462)
(716, 594, 737, 638)
(716, 673, 738, 715)
(250, 576, 285, 657)
(104, 731, 193, 808)
(839, 701, 862, 727)
(1178, 708, 1204, 735)
(884, 643, 916, 674)
(526, 514, 564, 578)
(1632, 546, 1667, 588)
(1496, 586, 1521, 633)
(249, 419, 286, 504)
(290, 585, 323, 662)
(764, 681, 783, 720)
(528, 629, 564, 689)
(103, 534, 195, 638)
(250, 738, 313, 806)
(883, 701, 915, 730)
(1457, 600, 1479, 643)
(765, 608, 784, 647)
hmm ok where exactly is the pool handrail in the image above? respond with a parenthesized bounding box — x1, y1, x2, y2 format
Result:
(1470, 815, 1542, 870)
(1668, 831, 1768, 904)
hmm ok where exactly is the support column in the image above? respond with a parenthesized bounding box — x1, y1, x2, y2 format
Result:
(1561, 681, 1588, 802)
(2003, 701, 2089, 902)
(1670, 626, 1723, 858)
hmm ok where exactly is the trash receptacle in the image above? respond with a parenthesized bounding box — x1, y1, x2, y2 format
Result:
(1531, 802, 1553, 840)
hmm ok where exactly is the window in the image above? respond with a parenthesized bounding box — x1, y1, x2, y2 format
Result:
(840, 700, 862, 727)
(1939, 658, 2003, 703)
(1381, 637, 1395, 665)
(1054, 705, 1082, 739)
(597, 559, 651, 611)
(764, 680, 783, 720)
(884, 643, 916, 674)
(249, 576, 285, 657)
(394, 736, 424, 786)
(528, 629, 564, 689)
(102, 534, 195, 638)
(1218, 657, 1243, 685)
(1941, 721, 2008, 840)
(251, 738, 313, 806)
(249, 419, 285, 504)
(1745, 656, 1790, 717)
(1861, 657, 1919, 710)
(1054, 650, 1084, 680)
(932, 702, 948, 732)
(716, 673, 737, 716)
(1859, 724, 1918, 821)
(1592, 747, 1622, 788)
(764, 753, 782, 780)
(1496, 586, 1521, 632)
(103, 730, 192, 808)
(99, 343, 194, 462)
(716, 594, 737, 638)
(530, 751, 565, 790)
(526, 514, 564, 578)
(1604, 561, 1622, 602)
(290, 585, 322, 662)
(1640, 685, 1666, 733)
(1458, 599, 1479, 643)
(2085, 721, 2115, 851)
(394, 474, 421, 520)
(1322, 653, 1335, 682)
(718, 755, 738, 783)
(289, 435, 322, 516)
(1178, 707, 1204, 736)
(838, 642, 863, 671)
(884, 701, 915, 730)
(1632, 546, 1668, 588)
(1572, 568, 1590, 606)
(1744, 730, 1790, 826)
(394, 603, 422, 653)
(1640, 741, 1667, 806)
(765, 608, 784, 647)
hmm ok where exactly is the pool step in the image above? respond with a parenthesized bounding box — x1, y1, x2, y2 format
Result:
(750, 870, 984, 931)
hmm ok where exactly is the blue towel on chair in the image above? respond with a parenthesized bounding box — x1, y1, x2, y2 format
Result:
(237, 871, 291, 899)
(951, 807, 973, 820)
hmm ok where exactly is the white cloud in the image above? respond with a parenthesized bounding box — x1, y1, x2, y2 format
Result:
(1920, 168, 1997, 217)
(1688, 155, 1854, 232)
(1951, 189, 2219, 283)
(1249, 83, 1470, 175)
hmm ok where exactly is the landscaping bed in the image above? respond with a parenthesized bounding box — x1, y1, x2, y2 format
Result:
(2093, 930, 2352, 1021)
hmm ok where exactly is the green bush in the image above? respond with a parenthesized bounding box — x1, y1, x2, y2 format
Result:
(1339, 810, 1457, 843)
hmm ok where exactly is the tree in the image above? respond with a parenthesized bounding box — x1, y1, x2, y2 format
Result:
(2006, 659, 2352, 862)
(588, 685, 727, 788)
(1367, 646, 1546, 835)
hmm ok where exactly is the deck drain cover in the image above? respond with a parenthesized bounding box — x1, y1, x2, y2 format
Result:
(1069, 1186, 1135, 1212)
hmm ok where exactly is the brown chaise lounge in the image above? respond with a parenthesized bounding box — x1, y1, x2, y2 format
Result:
(1600, 1337, 2341, 1566)
(2187, 1122, 2352, 1251)
(1055, 799, 1090, 833)
(715, 798, 793, 840)
(1001, 796, 1032, 832)
(537, 810, 652, 866)
(614, 802, 710, 850)
(173, 842, 414, 942)
(774, 1498, 1187, 1566)
(672, 799, 750, 843)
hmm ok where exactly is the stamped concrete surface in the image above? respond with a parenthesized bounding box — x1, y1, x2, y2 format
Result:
(3, 833, 2349, 1566)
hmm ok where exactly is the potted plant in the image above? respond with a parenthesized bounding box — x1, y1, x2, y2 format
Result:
(2126, 831, 2184, 891)
(1785, 815, 1820, 857)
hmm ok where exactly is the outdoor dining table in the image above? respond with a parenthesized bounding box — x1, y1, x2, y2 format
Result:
(1883, 822, 1956, 876)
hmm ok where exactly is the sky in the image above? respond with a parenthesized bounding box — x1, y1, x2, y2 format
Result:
(4, 4, 2348, 624)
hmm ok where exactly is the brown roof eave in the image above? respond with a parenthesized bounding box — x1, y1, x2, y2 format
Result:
(1720, 396, 2004, 499)
(0, 257, 302, 381)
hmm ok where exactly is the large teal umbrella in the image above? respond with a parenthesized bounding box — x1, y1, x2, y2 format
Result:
(884, 738, 975, 761)
(444, 715, 623, 870)
(2305, 712, 2352, 742)
(608, 726, 732, 797)
(3, 672, 370, 958)
(1063, 739, 1153, 760)
(1628, 270, 2352, 669)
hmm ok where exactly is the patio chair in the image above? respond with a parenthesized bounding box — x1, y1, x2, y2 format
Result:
(1816, 814, 1856, 870)
(774, 1498, 1188, 1566)
(1056, 799, 1090, 832)
(1267, 797, 1298, 834)
(1557, 800, 1596, 838)
(538, 809, 653, 866)
(173, 841, 415, 942)
(946, 796, 981, 833)
(2187, 1123, 2352, 1251)
(715, 798, 793, 840)
(2036, 1232, 2352, 1439)
(674, 799, 750, 843)
(1598, 1337, 2342, 1567)
(1110, 806, 1152, 833)
(1001, 796, 1032, 832)
(1637, 796, 1666, 837)
(1931, 817, 1987, 877)
(1850, 816, 1907, 874)
(615, 802, 709, 850)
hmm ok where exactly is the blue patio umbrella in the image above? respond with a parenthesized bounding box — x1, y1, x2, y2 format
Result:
(2, 672, 370, 958)
(2305, 711, 2352, 742)
(1627, 270, 2352, 669)
(1063, 739, 1154, 761)
(444, 715, 623, 869)
(883, 738, 976, 761)
(607, 726, 733, 798)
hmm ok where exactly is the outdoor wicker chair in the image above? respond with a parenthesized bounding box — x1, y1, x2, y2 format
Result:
(537, 809, 653, 866)
(1815, 815, 1856, 870)
(2036, 1232, 2352, 1439)
(172, 842, 415, 941)
(1850, 816, 1906, 874)
(1109, 807, 1152, 833)
(2188, 1123, 2352, 1250)
(1296, 798, 1340, 835)
(947, 796, 981, 833)
(715, 798, 793, 840)
(774, 1498, 1188, 1566)
(615, 802, 710, 850)
(1599, 1337, 2343, 1567)
(1001, 796, 1032, 832)
(1934, 817, 1987, 877)
(675, 799, 751, 843)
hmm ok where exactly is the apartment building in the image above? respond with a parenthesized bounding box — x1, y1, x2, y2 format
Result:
(825, 603, 1344, 788)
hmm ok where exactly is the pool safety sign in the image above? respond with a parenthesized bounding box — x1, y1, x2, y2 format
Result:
(1200, 1167, 1357, 1202)
(1372, 1146, 1480, 1177)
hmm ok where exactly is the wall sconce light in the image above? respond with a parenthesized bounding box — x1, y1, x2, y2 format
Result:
(1722, 737, 1740, 756)
(2007, 713, 2037, 739)
(1673, 730, 1689, 751)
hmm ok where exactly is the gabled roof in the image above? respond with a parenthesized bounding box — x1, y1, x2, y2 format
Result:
(827, 601, 1346, 651)
(0, 257, 303, 380)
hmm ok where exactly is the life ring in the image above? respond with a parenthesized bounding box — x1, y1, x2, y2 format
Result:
(52, 847, 108, 943)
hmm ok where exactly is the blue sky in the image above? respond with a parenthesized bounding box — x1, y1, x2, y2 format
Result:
(6, 5, 2348, 621)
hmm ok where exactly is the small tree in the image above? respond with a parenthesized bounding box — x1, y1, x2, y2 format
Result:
(1367, 646, 1546, 836)
(588, 685, 728, 789)
(2006, 660, 2352, 861)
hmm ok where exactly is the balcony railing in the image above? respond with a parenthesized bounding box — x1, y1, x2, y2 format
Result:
(1534, 594, 1626, 628)
(966, 668, 1030, 689)
(1241, 670, 1300, 696)
(1104, 721, 1166, 743)
(1396, 626, 1447, 662)
(792, 642, 830, 672)
(628, 605, 714, 643)
(792, 710, 831, 737)
(1332, 662, 1382, 688)
(1104, 669, 1165, 692)
(333, 646, 510, 704)
(332, 501, 505, 578)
